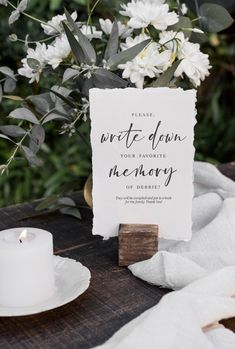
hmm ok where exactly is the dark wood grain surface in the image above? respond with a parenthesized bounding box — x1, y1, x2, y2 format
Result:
(0, 162, 234, 349)
(0, 196, 167, 349)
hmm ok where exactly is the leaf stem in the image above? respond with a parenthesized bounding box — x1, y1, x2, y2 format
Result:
(40, 108, 56, 123)
(4, 131, 28, 172)
(77, 130, 91, 150)
(7, 1, 60, 33)
(87, 0, 101, 26)
(0, 73, 19, 83)
(2, 111, 48, 174)
(16, 34, 59, 44)
(191, 17, 202, 22)
(194, 0, 200, 17)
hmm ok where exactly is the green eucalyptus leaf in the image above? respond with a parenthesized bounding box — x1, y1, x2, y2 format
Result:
(49, 88, 75, 108)
(35, 92, 54, 108)
(104, 20, 119, 60)
(18, 0, 28, 12)
(152, 60, 182, 88)
(36, 195, 58, 211)
(0, 165, 7, 174)
(200, 3, 234, 33)
(60, 206, 81, 219)
(42, 113, 68, 124)
(0, 134, 15, 143)
(107, 39, 151, 70)
(0, 125, 26, 137)
(0, 66, 15, 79)
(62, 22, 87, 64)
(169, 16, 192, 38)
(3, 95, 24, 101)
(3, 77, 16, 93)
(22, 145, 43, 166)
(27, 95, 50, 114)
(64, 8, 96, 64)
(58, 197, 76, 207)
(27, 58, 41, 70)
(63, 68, 79, 83)
(190, 31, 208, 44)
(29, 125, 45, 154)
(82, 77, 95, 96)
(9, 9, 20, 25)
(9, 108, 40, 124)
(50, 86, 72, 99)
(93, 68, 128, 88)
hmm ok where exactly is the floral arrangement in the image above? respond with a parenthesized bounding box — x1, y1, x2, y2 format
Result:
(0, 0, 233, 214)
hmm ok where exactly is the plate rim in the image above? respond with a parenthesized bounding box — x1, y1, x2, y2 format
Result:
(0, 255, 91, 317)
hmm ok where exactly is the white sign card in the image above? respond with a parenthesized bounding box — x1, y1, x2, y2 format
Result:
(90, 88, 196, 241)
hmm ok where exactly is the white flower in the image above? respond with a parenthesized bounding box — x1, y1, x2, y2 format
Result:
(99, 18, 133, 38)
(174, 41, 211, 87)
(159, 30, 186, 53)
(120, 0, 178, 30)
(181, 3, 188, 15)
(80, 25, 102, 40)
(121, 33, 150, 50)
(46, 24, 102, 69)
(142, 0, 166, 3)
(129, 0, 166, 6)
(18, 43, 47, 83)
(46, 34, 71, 69)
(41, 11, 77, 35)
(119, 43, 171, 88)
(0, 0, 8, 6)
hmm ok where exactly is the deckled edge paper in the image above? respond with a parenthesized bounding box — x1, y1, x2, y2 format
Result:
(90, 88, 197, 241)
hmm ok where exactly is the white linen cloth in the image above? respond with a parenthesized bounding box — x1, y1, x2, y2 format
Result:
(93, 162, 235, 349)
(94, 268, 235, 349)
(129, 161, 235, 289)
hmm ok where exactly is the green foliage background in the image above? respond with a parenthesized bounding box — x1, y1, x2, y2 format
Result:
(0, 0, 235, 208)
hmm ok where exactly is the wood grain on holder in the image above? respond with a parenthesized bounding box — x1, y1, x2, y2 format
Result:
(119, 224, 158, 266)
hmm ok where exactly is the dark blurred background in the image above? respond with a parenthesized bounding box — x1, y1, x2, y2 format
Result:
(0, 0, 235, 207)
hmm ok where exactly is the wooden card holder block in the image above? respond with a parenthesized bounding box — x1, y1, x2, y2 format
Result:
(119, 224, 158, 267)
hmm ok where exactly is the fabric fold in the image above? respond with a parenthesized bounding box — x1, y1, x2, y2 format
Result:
(93, 162, 235, 348)
(94, 267, 235, 349)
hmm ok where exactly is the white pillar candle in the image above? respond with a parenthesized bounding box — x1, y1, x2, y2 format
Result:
(0, 227, 55, 307)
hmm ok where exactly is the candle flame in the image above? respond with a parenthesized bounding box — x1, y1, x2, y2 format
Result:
(19, 229, 27, 242)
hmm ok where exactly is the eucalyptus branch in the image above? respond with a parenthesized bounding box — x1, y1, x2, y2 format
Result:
(71, 111, 82, 128)
(191, 17, 202, 22)
(4, 131, 29, 173)
(7, 0, 60, 33)
(15, 34, 59, 44)
(87, 0, 101, 26)
(40, 108, 57, 123)
(77, 130, 91, 150)
(194, 0, 200, 16)
(159, 36, 181, 50)
(0, 73, 19, 83)
(2, 111, 50, 174)
(87, 1, 91, 22)
(0, 77, 7, 83)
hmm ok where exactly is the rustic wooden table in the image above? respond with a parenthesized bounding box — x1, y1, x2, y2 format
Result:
(0, 163, 234, 349)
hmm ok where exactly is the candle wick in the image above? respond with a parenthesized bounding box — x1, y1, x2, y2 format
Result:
(19, 239, 22, 243)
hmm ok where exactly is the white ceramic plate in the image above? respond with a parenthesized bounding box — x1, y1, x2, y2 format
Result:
(0, 256, 91, 317)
